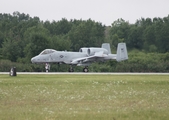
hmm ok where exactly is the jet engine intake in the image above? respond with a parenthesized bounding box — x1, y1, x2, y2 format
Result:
(79, 48, 88, 54)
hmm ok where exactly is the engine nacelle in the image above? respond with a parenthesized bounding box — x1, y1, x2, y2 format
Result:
(87, 48, 108, 56)
(79, 48, 88, 54)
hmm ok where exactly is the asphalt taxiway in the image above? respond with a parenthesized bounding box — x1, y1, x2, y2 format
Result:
(0, 72, 169, 75)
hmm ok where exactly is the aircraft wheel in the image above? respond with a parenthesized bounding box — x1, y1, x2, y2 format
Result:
(83, 68, 88, 72)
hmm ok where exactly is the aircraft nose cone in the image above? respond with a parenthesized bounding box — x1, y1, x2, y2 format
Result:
(31, 57, 36, 63)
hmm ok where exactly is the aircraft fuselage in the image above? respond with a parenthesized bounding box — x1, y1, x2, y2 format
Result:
(31, 51, 88, 64)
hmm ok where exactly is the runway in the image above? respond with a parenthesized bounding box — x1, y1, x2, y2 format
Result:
(0, 72, 169, 75)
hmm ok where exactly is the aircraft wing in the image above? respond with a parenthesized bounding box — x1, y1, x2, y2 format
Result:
(71, 51, 108, 64)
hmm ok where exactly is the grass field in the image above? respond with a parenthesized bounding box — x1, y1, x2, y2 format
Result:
(0, 74, 169, 120)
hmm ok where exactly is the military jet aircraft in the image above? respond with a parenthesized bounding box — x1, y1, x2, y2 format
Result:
(31, 43, 128, 72)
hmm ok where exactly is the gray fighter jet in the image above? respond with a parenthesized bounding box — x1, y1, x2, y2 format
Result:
(31, 43, 128, 72)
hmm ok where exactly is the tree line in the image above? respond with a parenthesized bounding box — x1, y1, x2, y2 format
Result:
(0, 11, 169, 72)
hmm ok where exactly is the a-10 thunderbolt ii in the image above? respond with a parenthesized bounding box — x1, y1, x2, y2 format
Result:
(31, 43, 128, 72)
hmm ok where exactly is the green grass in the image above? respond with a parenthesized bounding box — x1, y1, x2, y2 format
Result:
(0, 74, 169, 120)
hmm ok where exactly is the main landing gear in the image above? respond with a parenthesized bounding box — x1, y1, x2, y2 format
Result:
(68, 65, 89, 72)
(68, 65, 74, 72)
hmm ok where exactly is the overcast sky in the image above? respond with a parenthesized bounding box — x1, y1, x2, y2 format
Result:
(1, 0, 169, 26)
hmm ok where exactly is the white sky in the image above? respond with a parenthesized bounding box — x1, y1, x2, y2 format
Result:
(1, 0, 169, 26)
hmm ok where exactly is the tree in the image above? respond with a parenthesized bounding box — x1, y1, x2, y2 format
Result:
(44, 18, 72, 35)
(1, 30, 22, 62)
(50, 35, 71, 51)
(23, 25, 50, 62)
(127, 26, 143, 49)
(110, 19, 131, 50)
(68, 19, 105, 51)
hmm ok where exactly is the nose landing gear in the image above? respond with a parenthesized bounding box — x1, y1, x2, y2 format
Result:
(45, 63, 50, 72)
(83, 67, 89, 72)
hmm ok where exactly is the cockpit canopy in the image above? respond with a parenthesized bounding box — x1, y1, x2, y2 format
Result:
(39, 49, 56, 55)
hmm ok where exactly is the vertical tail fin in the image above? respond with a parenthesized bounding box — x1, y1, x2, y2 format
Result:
(116, 43, 128, 61)
(102, 43, 111, 54)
